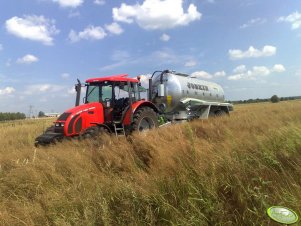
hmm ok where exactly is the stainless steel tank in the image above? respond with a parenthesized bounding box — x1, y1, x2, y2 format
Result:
(150, 72, 226, 113)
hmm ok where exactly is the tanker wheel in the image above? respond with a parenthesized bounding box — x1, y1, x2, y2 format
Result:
(215, 110, 226, 117)
(132, 107, 158, 132)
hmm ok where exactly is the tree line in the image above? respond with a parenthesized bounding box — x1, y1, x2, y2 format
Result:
(229, 95, 301, 104)
(0, 112, 26, 121)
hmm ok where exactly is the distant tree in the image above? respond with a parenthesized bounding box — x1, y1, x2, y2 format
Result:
(38, 111, 45, 118)
(0, 112, 26, 121)
(271, 95, 280, 103)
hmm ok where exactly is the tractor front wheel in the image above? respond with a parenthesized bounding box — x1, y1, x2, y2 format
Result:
(132, 107, 158, 132)
(80, 126, 109, 139)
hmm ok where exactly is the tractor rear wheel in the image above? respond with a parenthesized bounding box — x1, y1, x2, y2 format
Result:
(132, 107, 158, 132)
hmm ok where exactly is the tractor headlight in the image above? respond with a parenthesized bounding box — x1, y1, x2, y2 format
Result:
(55, 123, 60, 127)
(61, 123, 64, 127)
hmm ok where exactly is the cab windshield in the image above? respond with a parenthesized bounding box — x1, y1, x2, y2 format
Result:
(86, 82, 113, 103)
(85, 81, 142, 104)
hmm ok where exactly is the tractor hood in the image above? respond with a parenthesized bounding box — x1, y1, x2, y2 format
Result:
(56, 102, 104, 136)
(65, 102, 102, 116)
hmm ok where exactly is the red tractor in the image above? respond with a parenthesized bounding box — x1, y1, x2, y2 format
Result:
(35, 74, 159, 145)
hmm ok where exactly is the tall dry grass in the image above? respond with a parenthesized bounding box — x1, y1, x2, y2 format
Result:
(0, 101, 301, 225)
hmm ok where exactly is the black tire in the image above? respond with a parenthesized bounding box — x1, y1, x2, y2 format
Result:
(132, 107, 158, 132)
(209, 111, 216, 118)
(215, 110, 226, 117)
(80, 126, 109, 139)
(81, 126, 99, 139)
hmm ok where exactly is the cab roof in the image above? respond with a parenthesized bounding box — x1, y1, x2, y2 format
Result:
(85, 74, 139, 83)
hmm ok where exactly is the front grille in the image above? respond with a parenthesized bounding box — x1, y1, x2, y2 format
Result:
(54, 126, 64, 134)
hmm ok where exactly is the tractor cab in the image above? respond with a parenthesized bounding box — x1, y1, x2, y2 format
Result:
(84, 77, 142, 123)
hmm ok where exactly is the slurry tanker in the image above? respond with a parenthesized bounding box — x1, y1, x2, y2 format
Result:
(35, 70, 233, 145)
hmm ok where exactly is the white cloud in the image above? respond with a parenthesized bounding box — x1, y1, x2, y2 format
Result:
(190, 70, 226, 79)
(228, 64, 285, 81)
(67, 86, 85, 96)
(5, 15, 59, 45)
(24, 84, 65, 95)
(61, 73, 70, 79)
(252, 66, 270, 76)
(190, 71, 213, 79)
(17, 54, 39, 64)
(229, 45, 276, 60)
(240, 18, 266, 29)
(184, 60, 197, 67)
(94, 0, 105, 5)
(227, 74, 243, 81)
(0, 87, 15, 96)
(214, 71, 226, 77)
(160, 33, 170, 41)
(112, 0, 202, 30)
(233, 65, 247, 73)
(278, 11, 301, 30)
(137, 74, 151, 89)
(272, 64, 286, 73)
(52, 0, 84, 8)
(69, 25, 107, 42)
(68, 86, 76, 95)
(105, 22, 124, 35)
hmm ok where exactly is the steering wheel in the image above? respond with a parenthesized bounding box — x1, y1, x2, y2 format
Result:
(124, 97, 130, 106)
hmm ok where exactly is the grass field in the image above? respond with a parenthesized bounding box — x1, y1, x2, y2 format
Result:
(0, 101, 301, 226)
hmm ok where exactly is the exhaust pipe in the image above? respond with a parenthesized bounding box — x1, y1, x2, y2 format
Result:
(148, 78, 152, 101)
(75, 79, 81, 106)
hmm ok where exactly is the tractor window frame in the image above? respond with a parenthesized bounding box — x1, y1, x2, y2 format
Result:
(85, 84, 101, 103)
(85, 82, 113, 104)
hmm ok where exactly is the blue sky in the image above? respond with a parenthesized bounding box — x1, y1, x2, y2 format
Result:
(0, 0, 301, 114)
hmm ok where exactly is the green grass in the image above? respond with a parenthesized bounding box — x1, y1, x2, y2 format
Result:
(0, 101, 301, 225)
